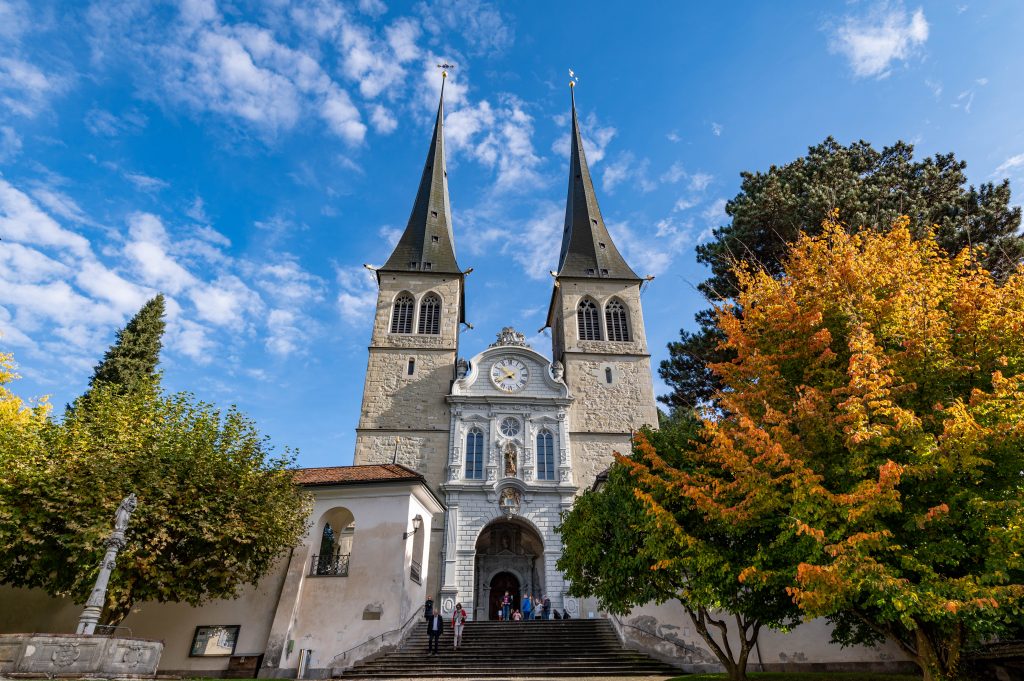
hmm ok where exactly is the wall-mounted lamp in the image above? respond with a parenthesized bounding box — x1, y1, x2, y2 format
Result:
(403, 514, 423, 539)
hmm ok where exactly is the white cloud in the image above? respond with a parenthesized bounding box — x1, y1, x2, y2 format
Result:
(370, 104, 398, 134)
(170, 318, 215, 362)
(124, 213, 198, 295)
(0, 242, 69, 283)
(256, 258, 325, 304)
(84, 108, 147, 137)
(189, 275, 263, 329)
(358, 0, 388, 18)
(711, 122, 723, 136)
(666, 131, 681, 143)
(336, 266, 378, 323)
(265, 308, 304, 356)
(661, 162, 686, 184)
(0, 179, 90, 256)
(385, 18, 420, 62)
(994, 153, 1024, 177)
(75, 260, 152, 315)
(673, 197, 698, 212)
(0, 56, 66, 117)
(688, 172, 714, 192)
(339, 22, 406, 99)
(379, 226, 403, 249)
(124, 172, 169, 192)
(0, 125, 21, 161)
(510, 202, 563, 281)
(417, 0, 513, 55)
(831, 5, 928, 78)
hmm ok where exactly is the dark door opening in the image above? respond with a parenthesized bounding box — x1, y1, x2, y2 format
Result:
(488, 572, 520, 620)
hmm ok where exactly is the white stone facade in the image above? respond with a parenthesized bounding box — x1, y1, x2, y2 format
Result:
(439, 331, 577, 621)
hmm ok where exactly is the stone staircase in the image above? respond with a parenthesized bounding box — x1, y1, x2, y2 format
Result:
(336, 618, 679, 678)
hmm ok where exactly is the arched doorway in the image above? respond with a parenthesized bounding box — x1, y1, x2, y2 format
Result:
(488, 572, 520, 620)
(474, 517, 544, 620)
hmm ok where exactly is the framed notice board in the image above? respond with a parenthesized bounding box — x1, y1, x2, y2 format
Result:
(189, 625, 240, 657)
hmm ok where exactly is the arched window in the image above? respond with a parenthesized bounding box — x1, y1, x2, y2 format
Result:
(391, 293, 414, 334)
(319, 522, 336, 556)
(536, 430, 555, 480)
(312, 508, 354, 577)
(418, 293, 441, 334)
(605, 299, 630, 341)
(577, 299, 601, 341)
(465, 428, 484, 479)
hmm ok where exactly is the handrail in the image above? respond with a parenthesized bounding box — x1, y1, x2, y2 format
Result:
(327, 605, 425, 669)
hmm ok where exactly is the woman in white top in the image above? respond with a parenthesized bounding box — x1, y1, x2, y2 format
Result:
(452, 602, 467, 649)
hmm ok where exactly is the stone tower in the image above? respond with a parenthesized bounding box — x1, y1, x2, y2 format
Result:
(353, 75, 463, 493)
(544, 84, 658, 488)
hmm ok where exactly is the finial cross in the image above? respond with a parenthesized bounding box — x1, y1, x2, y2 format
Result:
(569, 68, 579, 88)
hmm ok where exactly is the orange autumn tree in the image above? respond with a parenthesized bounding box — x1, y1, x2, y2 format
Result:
(665, 214, 1024, 681)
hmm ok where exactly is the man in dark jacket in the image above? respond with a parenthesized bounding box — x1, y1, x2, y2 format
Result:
(426, 611, 444, 655)
(424, 595, 434, 620)
(542, 595, 551, 620)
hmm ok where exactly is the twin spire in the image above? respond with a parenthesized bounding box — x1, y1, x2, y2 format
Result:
(381, 74, 637, 281)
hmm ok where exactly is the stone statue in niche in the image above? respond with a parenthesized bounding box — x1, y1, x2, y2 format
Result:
(456, 358, 469, 379)
(504, 443, 517, 477)
(551, 361, 564, 381)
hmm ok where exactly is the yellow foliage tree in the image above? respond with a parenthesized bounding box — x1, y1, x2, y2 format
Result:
(691, 214, 1024, 681)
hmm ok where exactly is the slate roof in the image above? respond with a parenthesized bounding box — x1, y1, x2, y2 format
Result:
(380, 77, 460, 275)
(556, 87, 640, 281)
(293, 463, 423, 487)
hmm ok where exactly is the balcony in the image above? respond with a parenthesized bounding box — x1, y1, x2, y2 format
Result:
(310, 552, 350, 577)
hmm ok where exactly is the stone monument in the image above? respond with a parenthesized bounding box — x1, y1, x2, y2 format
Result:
(0, 493, 164, 678)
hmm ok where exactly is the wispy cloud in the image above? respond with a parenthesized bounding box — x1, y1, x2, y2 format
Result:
(830, 4, 929, 78)
(994, 153, 1024, 178)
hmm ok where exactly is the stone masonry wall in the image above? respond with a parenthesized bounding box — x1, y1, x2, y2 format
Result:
(565, 354, 658, 434)
(357, 348, 455, 431)
(570, 433, 632, 491)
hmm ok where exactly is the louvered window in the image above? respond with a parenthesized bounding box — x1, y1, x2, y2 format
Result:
(391, 294, 414, 334)
(577, 299, 601, 340)
(418, 294, 441, 334)
(536, 430, 555, 480)
(605, 300, 630, 341)
(465, 429, 484, 480)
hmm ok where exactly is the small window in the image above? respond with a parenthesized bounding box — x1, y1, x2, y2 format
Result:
(391, 294, 414, 334)
(407, 358, 415, 376)
(577, 299, 601, 340)
(431, 211, 438, 218)
(418, 294, 441, 334)
(431, 235, 439, 243)
(408, 261, 417, 269)
(601, 269, 609, 275)
(599, 242, 606, 249)
(465, 428, 484, 479)
(536, 430, 555, 481)
(605, 299, 630, 341)
(591, 218, 598, 225)
(605, 367, 613, 384)
(423, 262, 432, 271)
(585, 268, 595, 275)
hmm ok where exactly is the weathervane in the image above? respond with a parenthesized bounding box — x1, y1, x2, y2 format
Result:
(569, 68, 579, 88)
(437, 62, 455, 79)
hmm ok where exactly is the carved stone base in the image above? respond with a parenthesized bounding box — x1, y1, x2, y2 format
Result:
(0, 633, 163, 678)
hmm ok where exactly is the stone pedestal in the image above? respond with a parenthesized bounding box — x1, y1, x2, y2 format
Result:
(0, 633, 163, 678)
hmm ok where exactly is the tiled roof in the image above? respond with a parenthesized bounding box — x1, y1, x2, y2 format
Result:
(292, 463, 423, 487)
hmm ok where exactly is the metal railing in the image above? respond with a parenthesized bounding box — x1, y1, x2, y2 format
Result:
(309, 552, 350, 576)
(410, 559, 421, 584)
(328, 604, 426, 673)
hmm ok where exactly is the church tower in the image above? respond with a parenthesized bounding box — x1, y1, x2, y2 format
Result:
(353, 74, 463, 493)
(545, 84, 659, 487)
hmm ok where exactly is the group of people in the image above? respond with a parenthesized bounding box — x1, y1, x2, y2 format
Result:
(423, 591, 570, 656)
(497, 591, 560, 621)
(423, 595, 469, 654)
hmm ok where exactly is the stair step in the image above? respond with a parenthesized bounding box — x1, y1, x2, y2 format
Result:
(335, 620, 678, 679)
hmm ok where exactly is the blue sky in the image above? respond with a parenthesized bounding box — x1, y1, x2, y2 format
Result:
(2, 1, 1023, 468)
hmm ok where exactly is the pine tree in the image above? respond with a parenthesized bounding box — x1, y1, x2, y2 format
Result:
(87, 294, 166, 394)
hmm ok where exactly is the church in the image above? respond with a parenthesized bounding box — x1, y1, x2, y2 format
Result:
(0, 75, 908, 677)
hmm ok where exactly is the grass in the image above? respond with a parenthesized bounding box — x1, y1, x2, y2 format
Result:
(673, 674, 920, 681)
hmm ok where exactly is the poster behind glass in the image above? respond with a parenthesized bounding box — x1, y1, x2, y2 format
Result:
(190, 625, 240, 656)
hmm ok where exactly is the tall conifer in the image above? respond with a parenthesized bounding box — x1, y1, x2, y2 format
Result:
(87, 294, 166, 394)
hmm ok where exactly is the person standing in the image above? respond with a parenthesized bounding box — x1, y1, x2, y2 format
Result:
(452, 602, 467, 650)
(424, 594, 434, 620)
(522, 593, 532, 622)
(542, 594, 551, 620)
(501, 591, 512, 622)
(427, 610, 444, 655)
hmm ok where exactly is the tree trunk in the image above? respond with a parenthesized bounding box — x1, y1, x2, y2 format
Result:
(683, 605, 756, 681)
(914, 624, 963, 681)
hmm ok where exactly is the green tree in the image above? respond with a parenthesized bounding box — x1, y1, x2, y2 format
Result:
(0, 377, 310, 625)
(558, 414, 805, 681)
(692, 217, 1024, 681)
(87, 294, 166, 395)
(660, 138, 1024, 412)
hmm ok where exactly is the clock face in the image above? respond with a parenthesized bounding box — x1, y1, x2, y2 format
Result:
(490, 358, 528, 393)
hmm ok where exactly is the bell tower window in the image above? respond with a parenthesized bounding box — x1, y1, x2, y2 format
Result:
(577, 299, 601, 340)
(391, 293, 414, 334)
(418, 294, 441, 334)
(605, 299, 630, 341)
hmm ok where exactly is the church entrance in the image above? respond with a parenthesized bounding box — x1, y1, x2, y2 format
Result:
(474, 517, 544, 621)
(488, 572, 519, 620)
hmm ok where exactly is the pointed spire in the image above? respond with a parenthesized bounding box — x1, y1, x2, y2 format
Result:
(380, 72, 460, 274)
(556, 81, 640, 280)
